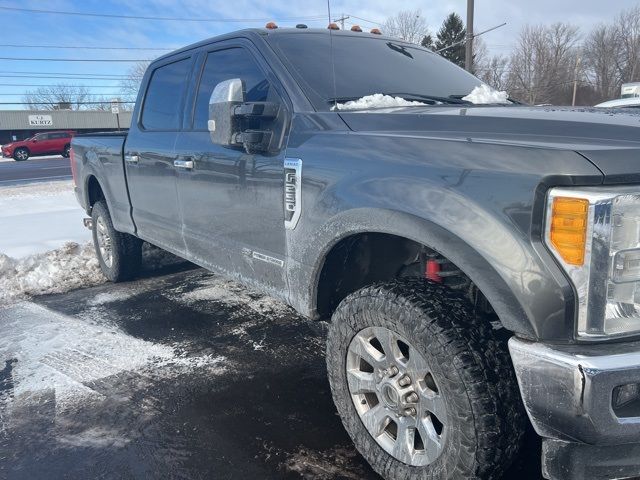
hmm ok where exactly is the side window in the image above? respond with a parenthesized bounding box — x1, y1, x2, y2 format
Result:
(50, 133, 63, 139)
(193, 47, 274, 130)
(141, 58, 190, 130)
(35, 133, 48, 140)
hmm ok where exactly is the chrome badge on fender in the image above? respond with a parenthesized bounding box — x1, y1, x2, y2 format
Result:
(284, 158, 302, 230)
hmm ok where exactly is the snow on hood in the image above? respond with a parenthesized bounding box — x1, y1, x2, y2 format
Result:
(333, 93, 425, 111)
(462, 84, 510, 104)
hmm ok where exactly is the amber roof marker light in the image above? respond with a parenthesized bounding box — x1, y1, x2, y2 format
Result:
(328, 22, 339, 30)
(370, 28, 382, 35)
(265, 22, 278, 29)
(350, 25, 362, 32)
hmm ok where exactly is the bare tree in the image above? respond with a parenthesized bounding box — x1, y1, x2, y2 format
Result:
(22, 84, 92, 110)
(477, 54, 510, 91)
(507, 23, 580, 104)
(119, 61, 149, 102)
(583, 24, 620, 103)
(383, 9, 431, 45)
(614, 7, 640, 84)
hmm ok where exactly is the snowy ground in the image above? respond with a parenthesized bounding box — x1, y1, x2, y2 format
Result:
(0, 180, 90, 258)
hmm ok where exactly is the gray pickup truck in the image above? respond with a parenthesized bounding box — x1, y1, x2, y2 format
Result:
(71, 26, 640, 480)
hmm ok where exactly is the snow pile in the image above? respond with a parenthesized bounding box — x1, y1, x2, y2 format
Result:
(333, 93, 424, 111)
(462, 84, 510, 104)
(0, 241, 106, 304)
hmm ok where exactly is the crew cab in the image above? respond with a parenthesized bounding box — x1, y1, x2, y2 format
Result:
(71, 26, 640, 480)
(3, 130, 74, 161)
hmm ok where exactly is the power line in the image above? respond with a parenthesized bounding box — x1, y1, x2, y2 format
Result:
(0, 93, 128, 96)
(0, 84, 126, 87)
(0, 43, 172, 51)
(0, 101, 136, 105)
(0, 75, 127, 80)
(0, 6, 326, 23)
(0, 70, 128, 76)
(0, 57, 150, 62)
(344, 14, 384, 26)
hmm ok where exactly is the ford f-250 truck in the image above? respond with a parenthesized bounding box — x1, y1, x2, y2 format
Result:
(71, 25, 640, 480)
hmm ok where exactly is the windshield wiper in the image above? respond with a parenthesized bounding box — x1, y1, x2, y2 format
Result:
(328, 93, 472, 106)
(386, 92, 473, 105)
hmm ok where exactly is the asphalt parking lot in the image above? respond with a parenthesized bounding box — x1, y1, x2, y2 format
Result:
(0, 259, 542, 480)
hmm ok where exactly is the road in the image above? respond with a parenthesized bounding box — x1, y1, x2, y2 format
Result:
(0, 262, 542, 480)
(0, 155, 71, 186)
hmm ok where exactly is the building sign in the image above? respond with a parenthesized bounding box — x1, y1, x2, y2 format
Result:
(28, 114, 53, 126)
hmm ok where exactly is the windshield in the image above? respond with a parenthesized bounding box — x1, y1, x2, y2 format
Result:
(268, 32, 483, 111)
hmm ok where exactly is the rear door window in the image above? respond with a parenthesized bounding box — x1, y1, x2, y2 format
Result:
(141, 58, 191, 130)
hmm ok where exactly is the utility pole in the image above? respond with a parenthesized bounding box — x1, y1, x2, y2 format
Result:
(333, 13, 349, 30)
(465, 0, 474, 73)
(572, 55, 582, 106)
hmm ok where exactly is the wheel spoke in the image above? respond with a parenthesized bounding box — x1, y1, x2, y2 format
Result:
(360, 404, 390, 438)
(392, 417, 416, 464)
(371, 327, 401, 362)
(346, 369, 377, 395)
(420, 391, 447, 424)
(417, 417, 443, 460)
(348, 334, 385, 368)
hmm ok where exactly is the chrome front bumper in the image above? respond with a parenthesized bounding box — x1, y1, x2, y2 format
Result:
(509, 337, 640, 479)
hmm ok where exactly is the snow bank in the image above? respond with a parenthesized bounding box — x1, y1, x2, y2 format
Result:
(333, 93, 424, 111)
(462, 84, 510, 104)
(0, 241, 105, 304)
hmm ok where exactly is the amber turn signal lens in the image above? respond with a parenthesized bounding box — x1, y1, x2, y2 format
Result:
(550, 197, 589, 266)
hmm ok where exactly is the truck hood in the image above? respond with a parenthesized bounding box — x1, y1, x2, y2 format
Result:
(338, 105, 640, 184)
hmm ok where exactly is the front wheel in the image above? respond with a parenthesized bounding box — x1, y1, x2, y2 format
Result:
(326, 279, 526, 479)
(91, 200, 142, 282)
(13, 148, 28, 161)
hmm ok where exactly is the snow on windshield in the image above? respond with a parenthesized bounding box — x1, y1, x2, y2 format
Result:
(462, 84, 510, 104)
(333, 94, 424, 111)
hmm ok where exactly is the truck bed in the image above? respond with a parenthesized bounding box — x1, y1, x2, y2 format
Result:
(71, 132, 134, 234)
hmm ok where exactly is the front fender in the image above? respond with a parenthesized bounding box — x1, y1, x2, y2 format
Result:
(285, 127, 604, 342)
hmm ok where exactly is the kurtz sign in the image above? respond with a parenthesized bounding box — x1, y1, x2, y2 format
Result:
(28, 115, 53, 126)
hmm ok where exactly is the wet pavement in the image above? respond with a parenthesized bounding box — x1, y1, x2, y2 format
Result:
(0, 261, 542, 479)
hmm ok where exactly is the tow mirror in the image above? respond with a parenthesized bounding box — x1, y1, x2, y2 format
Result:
(208, 78, 281, 154)
(208, 78, 245, 148)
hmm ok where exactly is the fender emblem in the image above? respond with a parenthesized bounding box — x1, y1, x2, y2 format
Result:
(284, 158, 302, 230)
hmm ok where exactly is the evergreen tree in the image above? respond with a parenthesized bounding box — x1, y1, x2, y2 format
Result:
(421, 34, 434, 50)
(435, 13, 466, 67)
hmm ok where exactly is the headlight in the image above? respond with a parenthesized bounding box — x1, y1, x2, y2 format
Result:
(545, 187, 640, 339)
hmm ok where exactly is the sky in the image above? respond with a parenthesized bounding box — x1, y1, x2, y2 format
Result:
(0, 0, 638, 110)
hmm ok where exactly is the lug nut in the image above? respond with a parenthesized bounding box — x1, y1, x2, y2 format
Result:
(405, 392, 419, 403)
(388, 366, 399, 377)
(398, 375, 411, 387)
(404, 407, 417, 416)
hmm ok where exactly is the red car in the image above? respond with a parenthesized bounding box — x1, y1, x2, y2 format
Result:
(2, 130, 75, 161)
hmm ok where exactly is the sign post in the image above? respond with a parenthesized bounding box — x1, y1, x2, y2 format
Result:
(111, 99, 121, 131)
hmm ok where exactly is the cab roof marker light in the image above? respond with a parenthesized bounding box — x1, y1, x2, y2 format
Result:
(370, 28, 382, 35)
(265, 22, 278, 29)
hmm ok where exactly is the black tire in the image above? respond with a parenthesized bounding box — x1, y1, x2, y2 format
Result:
(91, 200, 142, 282)
(13, 147, 28, 161)
(326, 279, 526, 480)
(62, 144, 70, 158)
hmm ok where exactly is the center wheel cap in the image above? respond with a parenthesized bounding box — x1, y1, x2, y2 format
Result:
(381, 383, 400, 410)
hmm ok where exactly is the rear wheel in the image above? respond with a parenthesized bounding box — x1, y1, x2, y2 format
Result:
(13, 148, 28, 161)
(62, 144, 70, 158)
(91, 200, 142, 282)
(326, 279, 526, 479)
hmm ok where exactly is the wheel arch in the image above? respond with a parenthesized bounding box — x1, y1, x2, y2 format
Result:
(301, 208, 536, 339)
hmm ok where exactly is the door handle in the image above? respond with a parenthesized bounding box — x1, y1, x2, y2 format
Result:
(125, 154, 139, 165)
(174, 159, 194, 170)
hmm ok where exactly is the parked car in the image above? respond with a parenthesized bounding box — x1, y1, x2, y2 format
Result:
(71, 26, 640, 480)
(2, 130, 75, 161)
(595, 97, 640, 108)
